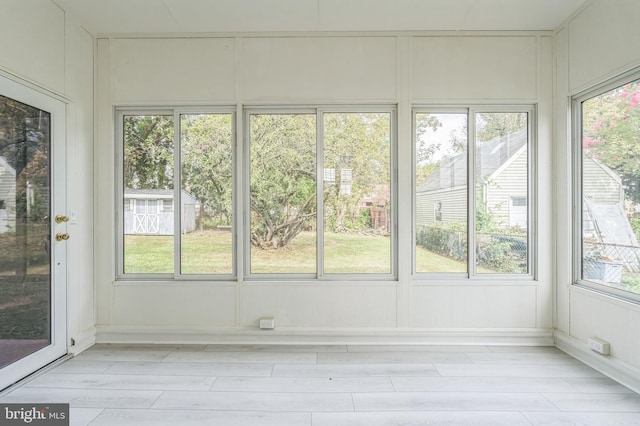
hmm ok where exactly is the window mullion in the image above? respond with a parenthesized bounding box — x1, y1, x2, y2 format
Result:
(173, 110, 181, 278)
(468, 109, 477, 278)
(317, 109, 324, 278)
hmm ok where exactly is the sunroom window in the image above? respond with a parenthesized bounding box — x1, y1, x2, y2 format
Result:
(414, 108, 532, 276)
(118, 106, 394, 280)
(119, 110, 234, 278)
(246, 108, 395, 278)
(576, 74, 640, 299)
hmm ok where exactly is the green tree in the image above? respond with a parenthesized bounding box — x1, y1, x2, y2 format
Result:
(249, 114, 316, 249)
(323, 113, 390, 232)
(0, 95, 50, 279)
(181, 114, 233, 226)
(415, 113, 443, 185)
(476, 112, 527, 141)
(583, 81, 640, 204)
(123, 115, 174, 190)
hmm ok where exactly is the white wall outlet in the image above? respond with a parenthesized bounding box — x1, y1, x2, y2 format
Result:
(259, 317, 275, 330)
(588, 337, 610, 355)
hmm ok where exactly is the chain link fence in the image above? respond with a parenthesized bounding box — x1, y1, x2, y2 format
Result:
(416, 225, 528, 273)
(583, 240, 640, 293)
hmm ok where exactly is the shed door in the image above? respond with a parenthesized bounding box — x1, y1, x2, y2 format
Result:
(134, 199, 160, 234)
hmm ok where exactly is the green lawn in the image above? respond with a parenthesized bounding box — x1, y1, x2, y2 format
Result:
(125, 231, 233, 274)
(125, 230, 470, 274)
(0, 275, 50, 340)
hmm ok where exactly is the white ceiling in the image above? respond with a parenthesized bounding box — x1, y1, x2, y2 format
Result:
(53, 0, 588, 35)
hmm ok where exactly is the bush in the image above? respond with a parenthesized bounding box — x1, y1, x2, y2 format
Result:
(417, 223, 466, 261)
(631, 216, 640, 241)
(477, 233, 527, 273)
(417, 223, 526, 273)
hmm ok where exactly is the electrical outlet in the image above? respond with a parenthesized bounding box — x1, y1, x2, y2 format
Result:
(588, 337, 610, 355)
(259, 317, 275, 330)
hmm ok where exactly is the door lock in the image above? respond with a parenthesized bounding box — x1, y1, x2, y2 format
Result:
(55, 233, 70, 242)
(55, 215, 69, 224)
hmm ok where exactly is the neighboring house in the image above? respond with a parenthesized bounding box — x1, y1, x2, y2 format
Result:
(0, 156, 16, 233)
(416, 130, 625, 231)
(416, 129, 529, 229)
(124, 189, 198, 235)
(583, 157, 624, 206)
(361, 184, 391, 231)
(582, 159, 639, 271)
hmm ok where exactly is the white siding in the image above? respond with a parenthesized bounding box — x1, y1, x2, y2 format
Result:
(582, 158, 623, 205)
(0, 162, 16, 233)
(416, 186, 466, 228)
(486, 150, 528, 227)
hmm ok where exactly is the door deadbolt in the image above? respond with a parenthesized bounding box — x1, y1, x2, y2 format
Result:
(55, 215, 69, 224)
(55, 233, 70, 241)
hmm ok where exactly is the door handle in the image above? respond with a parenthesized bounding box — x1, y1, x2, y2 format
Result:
(55, 215, 69, 224)
(55, 233, 70, 242)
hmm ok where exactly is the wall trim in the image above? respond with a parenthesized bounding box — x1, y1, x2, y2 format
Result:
(68, 327, 97, 355)
(554, 330, 640, 394)
(0, 67, 70, 104)
(96, 325, 553, 346)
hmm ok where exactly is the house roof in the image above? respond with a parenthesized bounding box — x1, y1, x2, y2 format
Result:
(417, 128, 527, 193)
(124, 188, 198, 204)
(0, 156, 16, 176)
(124, 188, 173, 198)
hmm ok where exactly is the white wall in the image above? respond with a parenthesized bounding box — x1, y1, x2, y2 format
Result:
(95, 32, 554, 344)
(554, 0, 640, 392)
(0, 0, 96, 352)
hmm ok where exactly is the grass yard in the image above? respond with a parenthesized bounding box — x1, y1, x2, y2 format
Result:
(415, 248, 468, 273)
(0, 275, 50, 340)
(125, 230, 233, 274)
(125, 230, 471, 274)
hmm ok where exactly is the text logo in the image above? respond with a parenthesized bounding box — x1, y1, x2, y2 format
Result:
(0, 404, 69, 425)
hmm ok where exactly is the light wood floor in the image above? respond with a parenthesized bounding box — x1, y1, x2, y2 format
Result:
(1, 344, 640, 425)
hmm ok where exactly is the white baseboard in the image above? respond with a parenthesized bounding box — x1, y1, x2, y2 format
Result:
(68, 326, 97, 355)
(96, 325, 554, 346)
(554, 330, 640, 394)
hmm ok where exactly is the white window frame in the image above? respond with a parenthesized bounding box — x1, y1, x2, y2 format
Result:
(116, 107, 236, 280)
(572, 69, 640, 304)
(412, 105, 536, 280)
(244, 105, 397, 281)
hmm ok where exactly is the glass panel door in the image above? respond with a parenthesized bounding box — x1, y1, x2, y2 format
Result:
(0, 76, 66, 391)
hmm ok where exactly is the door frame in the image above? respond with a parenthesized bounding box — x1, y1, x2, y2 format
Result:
(0, 73, 67, 391)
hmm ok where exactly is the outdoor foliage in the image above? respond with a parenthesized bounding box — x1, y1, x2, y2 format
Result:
(181, 114, 233, 227)
(248, 112, 392, 251)
(580, 80, 640, 292)
(0, 95, 51, 280)
(323, 112, 391, 233)
(416, 222, 466, 262)
(583, 80, 640, 204)
(249, 114, 317, 249)
(123, 115, 174, 190)
(477, 112, 527, 141)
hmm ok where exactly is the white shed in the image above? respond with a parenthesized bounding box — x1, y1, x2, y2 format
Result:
(0, 156, 16, 233)
(124, 189, 198, 235)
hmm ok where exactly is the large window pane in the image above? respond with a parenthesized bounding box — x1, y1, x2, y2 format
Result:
(249, 114, 316, 274)
(581, 79, 640, 295)
(475, 112, 528, 274)
(415, 113, 467, 273)
(180, 114, 233, 275)
(323, 112, 391, 274)
(123, 115, 174, 274)
(0, 94, 51, 367)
